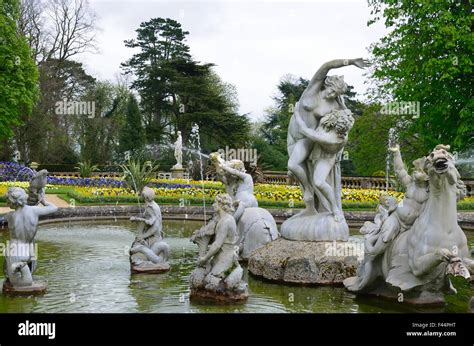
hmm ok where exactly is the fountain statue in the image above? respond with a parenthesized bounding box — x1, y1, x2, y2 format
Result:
(209, 153, 278, 260)
(189, 194, 249, 301)
(27, 169, 49, 205)
(3, 186, 58, 294)
(282, 58, 368, 241)
(248, 58, 368, 285)
(129, 187, 170, 273)
(171, 131, 185, 178)
(344, 145, 474, 304)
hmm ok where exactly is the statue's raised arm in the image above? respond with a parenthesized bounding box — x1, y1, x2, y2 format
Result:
(389, 144, 412, 188)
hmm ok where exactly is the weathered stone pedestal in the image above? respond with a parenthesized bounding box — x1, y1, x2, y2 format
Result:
(131, 262, 170, 274)
(281, 212, 349, 241)
(190, 287, 248, 302)
(248, 237, 362, 285)
(170, 166, 185, 179)
(2, 279, 47, 295)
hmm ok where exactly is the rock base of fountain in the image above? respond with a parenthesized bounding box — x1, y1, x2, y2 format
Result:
(131, 262, 170, 274)
(248, 238, 361, 285)
(280, 212, 349, 241)
(190, 287, 249, 303)
(2, 279, 47, 295)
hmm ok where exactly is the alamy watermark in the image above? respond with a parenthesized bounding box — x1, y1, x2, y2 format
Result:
(55, 98, 96, 118)
(217, 146, 258, 167)
(0, 241, 38, 259)
(324, 241, 364, 259)
(380, 101, 420, 119)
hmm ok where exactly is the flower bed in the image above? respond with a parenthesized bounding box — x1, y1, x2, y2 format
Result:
(1, 177, 473, 210)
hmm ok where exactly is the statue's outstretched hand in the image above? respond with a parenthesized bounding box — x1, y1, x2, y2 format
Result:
(352, 58, 370, 69)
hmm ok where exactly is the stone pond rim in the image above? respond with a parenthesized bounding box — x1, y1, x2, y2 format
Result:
(1, 206, 473, 230)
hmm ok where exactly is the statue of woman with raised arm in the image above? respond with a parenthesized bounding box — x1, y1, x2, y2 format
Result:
(283, 58, 369, 241)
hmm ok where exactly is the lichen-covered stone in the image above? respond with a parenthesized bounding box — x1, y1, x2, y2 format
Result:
(248, 238, 361, 285)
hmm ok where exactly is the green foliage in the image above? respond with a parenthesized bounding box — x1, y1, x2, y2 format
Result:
(121, 17, 250, 154)
(75, 160, 99, 178)
(347, 104, 397, 176)
(368, 0, 473, 155)
(119, 94, 144, 153)
(120, 159, 160, 193)
(0, 0, 39, 140)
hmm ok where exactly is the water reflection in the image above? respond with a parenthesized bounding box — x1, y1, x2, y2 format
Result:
(0, 220, 472, 313)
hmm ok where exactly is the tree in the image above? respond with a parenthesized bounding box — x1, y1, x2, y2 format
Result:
(12, 0, 98, 163)
(121, 18, 191, 143)
(119, 94, 144, 154)
(347, 104, 397, 176)
(0, 0, 39, 140)
(367, 0, 473, 156)
(122, 17, 250, 154)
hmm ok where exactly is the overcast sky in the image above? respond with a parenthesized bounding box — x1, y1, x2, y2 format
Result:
(78, 0, 388, 121)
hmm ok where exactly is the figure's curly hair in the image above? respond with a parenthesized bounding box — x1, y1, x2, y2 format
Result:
(324, 75, 348, 95)
(320, 109, 354, 134)
(141, 187, 155, 201)
(214, 193, 235, 214)
(6, 187, 28, 208)
(228, 159, 245, 172)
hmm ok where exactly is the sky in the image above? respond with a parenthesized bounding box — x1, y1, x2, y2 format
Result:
(78, 0, 388, 121)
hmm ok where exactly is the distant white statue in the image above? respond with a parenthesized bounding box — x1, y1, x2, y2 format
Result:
(173, 131, 183, 169)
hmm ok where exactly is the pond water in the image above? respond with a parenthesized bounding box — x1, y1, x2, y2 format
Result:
(0, 220, 472, 313)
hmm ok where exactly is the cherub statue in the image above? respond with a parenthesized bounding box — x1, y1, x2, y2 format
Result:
(27, 169, 48, 205)
(209, 153, 278, 260)
(345, 144, 429, 292)
(303, 108, 354, 221)
(345, 144, 474, 304)
(3, 187, 57, 292)
(129, 187, 170, 273)
(189, 194, 248, 301)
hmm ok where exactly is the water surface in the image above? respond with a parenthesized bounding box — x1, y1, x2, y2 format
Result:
(0, 220, 472, 313)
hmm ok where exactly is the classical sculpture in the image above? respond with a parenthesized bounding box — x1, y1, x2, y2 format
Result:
(27, 169, 48, 205)
(282, 58, 369, 241)
(173, 131, 183, 169)
(209, 153, 278, 260)
(189, 194, 248, 301)
(344, 145, 474, 304)
(129, 187, 170, 273)
(3, 187, 58, 293)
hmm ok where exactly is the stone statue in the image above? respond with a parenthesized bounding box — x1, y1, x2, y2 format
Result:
(3, 187, 58, 293)
(282, 58, 369, 241)
(344, 145, 474, 304)
(130, 187, 170, 273)
(189, 194, 248, 301)
(173, 131, 183, 169)
(209, 153, 278, 260)
(27, 169, 48, 205)
(345, 144, 429, 291)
